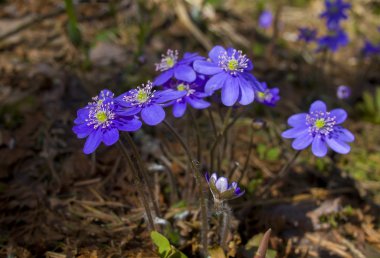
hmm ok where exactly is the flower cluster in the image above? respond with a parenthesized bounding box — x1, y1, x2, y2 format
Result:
(361, 40, 380, 57)
(282, 100, 354, 157)
(73, 47, 270, 153)
(317, 0, 351, 52)
(298, 27, 318, 43)
(337, 85, 351, 100)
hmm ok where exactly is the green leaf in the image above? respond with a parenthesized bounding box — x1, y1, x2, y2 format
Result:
(266, 147, 280, 161)
(151, 231, 171, 255)
(363, 91, 375, 114)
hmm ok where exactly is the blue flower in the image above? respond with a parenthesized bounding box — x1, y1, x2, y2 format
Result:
(164, 78, 210, 118)
(317, 28, 348, 52)
(205, 172, 244, 202)
(298, 27, 318, 43)
(116, 81, 186, 126)
(320, 0, 351, 29)
(154, 50, 204, 86)
(282, 100, 354, 157)
(193, 46, 262, 106)
(255, 82, 280, 107)
(361, 40, 380, 57)
(337, 85, 351, 100)
(258, 10, 273, 29)
(73, 90, 142, 154)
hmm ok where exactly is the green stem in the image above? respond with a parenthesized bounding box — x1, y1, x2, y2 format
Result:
(163, 120, 209, 256)
(117, 141, 156, 231)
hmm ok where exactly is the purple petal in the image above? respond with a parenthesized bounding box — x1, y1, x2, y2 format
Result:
(330, 109, 347, 124)
(204, 73, 228, 94)
(174, 65, 196, 82)
(83, 129, 102, 154)
(281, 126, 308, 139)
(221, 77, 239, 106)
(173, 101, 187, 118)
(154, 69, 174, 86)
(215, 177, 228, 192)
(187, 97, 210, 109)
(337, 128, 354, 142)
(287, 113, 307, 127)
(238, 80, 255, 105)
(116, 106, 142, 116)
(193, 60, 223, 75)
(292, 132, 313, 150)
(209, 45, 226, 63)
(73, 123, 93, 139)
(312, 136, 328, 157)
(326, 137, 351, 154)
(102, 127, 119, 146)
(116, 118, 142, 132)
(309, 100, 327, 113)
(75, 108, 89, 124)
(141, 104, 165, 126)
(155, 89, 187, 103)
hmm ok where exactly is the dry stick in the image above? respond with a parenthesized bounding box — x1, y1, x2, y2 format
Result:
(117, 141, 156, 231)
(162, 120, 209, 257)
(257, 150, 301, 197)
(123, 133, 161, 217)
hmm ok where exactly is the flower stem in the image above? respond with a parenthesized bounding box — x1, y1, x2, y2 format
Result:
(258, 150, 301, 197)
(162, 120, 209, 256)
(117, 141, 156, 231)
(122, 133, 161, 217)
(219, 203, 231, 250)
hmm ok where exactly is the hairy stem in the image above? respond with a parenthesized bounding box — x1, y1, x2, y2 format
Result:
(123, 134, 161, 217)
(117, 141, 156, 231)
(220, 203, 231, 250)
(163, 120, 209, 256)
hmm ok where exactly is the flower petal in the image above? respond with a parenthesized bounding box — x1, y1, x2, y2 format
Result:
(337, 128, 355, 142)
(83, 129, 103, 154)
(287, 113, 307, 127)
(312, 136, 328, 157)
(173, 101, 187, 118)
(215, 177, 228, 192)
(292, 132, 313, 150)
(309, 100, 327, 113)
(102, 127, 119, 146)
(193, 60, 223, 75)
(174, 65, 196, 82)
(141, 104, 165, 126)
(209, 45, 226, 63)
(116, 118, 142, 132)
(204, 73, 228, 94)
(326, 137, 351, 154)
(187, 97, 210, 109)
(238, 80, 255, 105)
(73, 123, 93, 139)
(155, 89, 187, 103)
(281, 126, 308, 139)
(153, 69, 174, 86)
(221, 77, 239, 106)
(330, 108, 347, 124)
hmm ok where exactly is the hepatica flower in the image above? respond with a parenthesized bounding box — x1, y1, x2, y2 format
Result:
(337, 85, 351, 100)
(193, 46, 262, 106)
(73, 90, 142, 154)
(320, 0, 351, 29)
(255, 82, 280, 107)
(205, 172, 244, 202)
(298, 27, 318, 43)
(317, 28, 348, 52)
(165, 80, 210, 118)
(154, 50, 204, 86)
(361, 40, 380, 57)
(116, 81, 185, 126)
(258, 10, 273, 29)
(282, 100, 354, 157)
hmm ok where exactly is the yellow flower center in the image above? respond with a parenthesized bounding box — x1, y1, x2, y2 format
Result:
(137, 90, 148, 103)
(228, 59, 238, 70)
(166, 57, 175, 68)
(257, 91, 265, 99)
(96, 111, 108, 123)
(315, 119, 326, 129)
(177, 83, 186, 91)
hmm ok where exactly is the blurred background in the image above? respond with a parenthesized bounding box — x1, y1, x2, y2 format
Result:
(0, 0, 380, 257)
